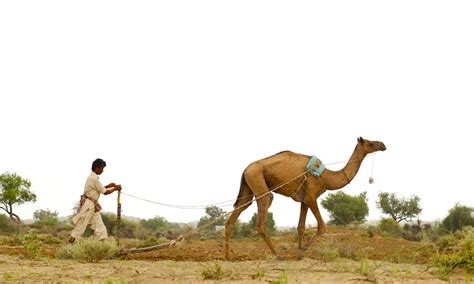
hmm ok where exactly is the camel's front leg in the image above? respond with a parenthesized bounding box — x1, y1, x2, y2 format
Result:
(307, 200, 326, 235)
(297, 202, 308, 259)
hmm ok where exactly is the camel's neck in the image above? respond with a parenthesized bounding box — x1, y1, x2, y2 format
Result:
(321, 144, 367, 190)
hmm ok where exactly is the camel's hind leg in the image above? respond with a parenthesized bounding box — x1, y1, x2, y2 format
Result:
(255, 193, 275, 254)
(224, 181, 253, 260)
(244, 163, 277, 256)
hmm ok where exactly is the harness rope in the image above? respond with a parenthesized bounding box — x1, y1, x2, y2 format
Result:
(121, 170, 310, 254)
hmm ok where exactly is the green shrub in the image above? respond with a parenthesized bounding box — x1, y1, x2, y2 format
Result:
(21, 229, 43, 259)
(436, 234, 457, 253)
(432, 226, 474, 279)
(56, 238, 118, 262)
(377, 218, 402, 237)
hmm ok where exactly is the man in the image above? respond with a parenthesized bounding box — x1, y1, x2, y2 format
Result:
(69, 158, 121, 244)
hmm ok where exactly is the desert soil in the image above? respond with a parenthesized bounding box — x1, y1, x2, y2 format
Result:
(0, 253, 451, 283)
(0, 227, 470, 283)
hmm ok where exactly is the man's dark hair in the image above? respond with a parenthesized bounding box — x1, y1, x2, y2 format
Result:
(91, 158, 106, 171)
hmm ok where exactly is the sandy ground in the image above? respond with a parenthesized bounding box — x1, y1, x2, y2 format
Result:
(1, 227, 471, 283)
(0, 253, 454, 283)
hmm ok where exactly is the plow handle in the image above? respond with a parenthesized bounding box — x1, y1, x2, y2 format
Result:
(116, 190, 121, 245)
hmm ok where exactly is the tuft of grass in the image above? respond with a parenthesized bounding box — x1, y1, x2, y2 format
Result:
(317, 246, 339, 262)
(357, 258, 369, 276)
(201, 262, 224, 280)
(270, 271, 288, 284)
(3, 272, 15, 281)
(254, 270, 264, 280)
(253, 262, 265, 280)
(56, 238, 118, 263)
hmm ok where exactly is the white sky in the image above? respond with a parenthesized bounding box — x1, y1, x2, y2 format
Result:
(1, 1, 473, 227)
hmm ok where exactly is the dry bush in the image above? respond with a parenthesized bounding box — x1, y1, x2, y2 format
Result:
(0, 214, 19, 234)
(316, 246, 340, 262)
(201, 262, 224, 280)
(56, 238, 118, 262)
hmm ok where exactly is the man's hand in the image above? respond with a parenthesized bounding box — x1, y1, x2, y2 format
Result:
(104, 184, 121, 195)
(105, 183, 116, 189)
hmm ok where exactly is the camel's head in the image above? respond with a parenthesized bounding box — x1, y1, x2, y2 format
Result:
(357, 137, 386, 154)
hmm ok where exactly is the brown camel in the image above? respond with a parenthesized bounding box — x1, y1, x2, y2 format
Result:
(224, 137, 386, 260)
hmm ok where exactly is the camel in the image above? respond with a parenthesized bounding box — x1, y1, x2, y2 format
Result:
(224, 137, 386, 260)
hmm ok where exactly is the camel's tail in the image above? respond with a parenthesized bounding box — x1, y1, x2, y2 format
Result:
(233, 174, 253, 208)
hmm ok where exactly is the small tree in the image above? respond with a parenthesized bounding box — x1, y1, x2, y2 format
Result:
(249, 212, 276, 236)
(33, 209, 59, 226)
(321, 191, 369, 225)
(231, 219, 255, 238)
(442, 204, 474, 233)
(197, 206, 226, 232)
(376, 192, 421, 223)
(0, 172, 36, 222)
(141, 216, 170, 233)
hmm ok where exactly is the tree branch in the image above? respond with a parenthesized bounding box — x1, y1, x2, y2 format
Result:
(10, 212, 21, 222)
(398, 216, 409, 223)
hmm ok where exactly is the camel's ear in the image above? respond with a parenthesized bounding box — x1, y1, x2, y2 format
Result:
(358, 137, 364, 144)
